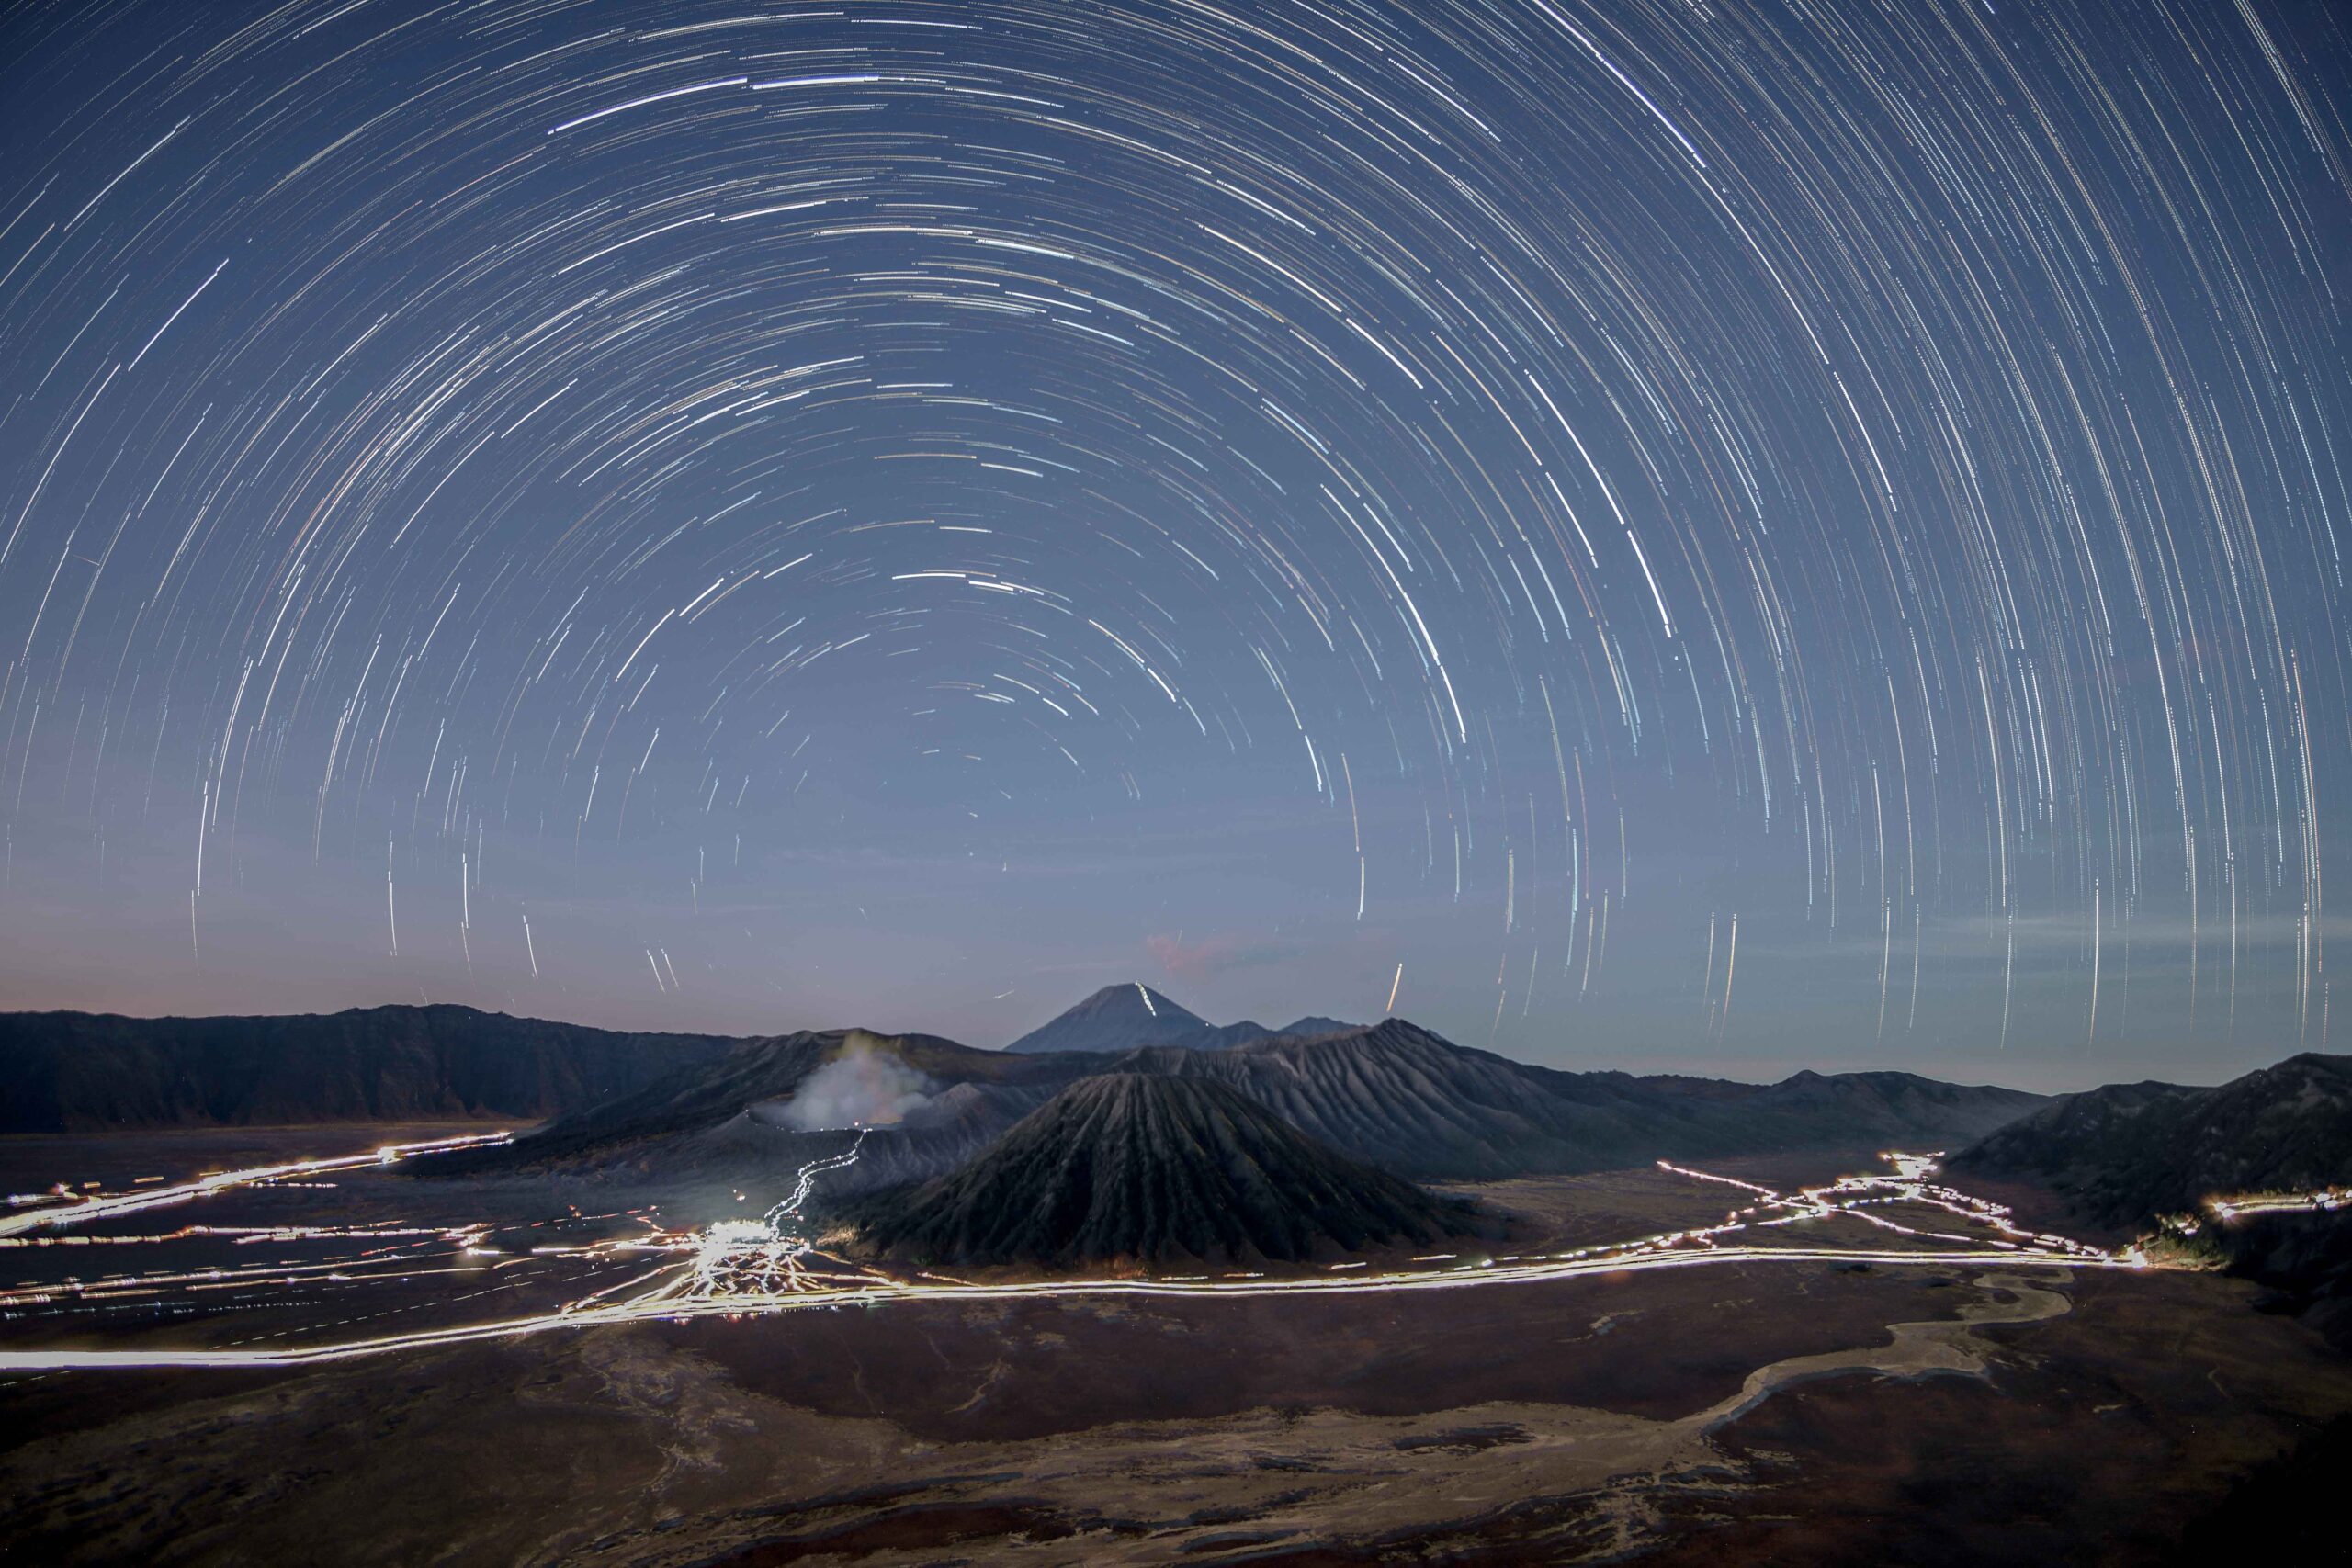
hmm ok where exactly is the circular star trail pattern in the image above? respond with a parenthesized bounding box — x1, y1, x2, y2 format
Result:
(0, 0, 2346, 1077)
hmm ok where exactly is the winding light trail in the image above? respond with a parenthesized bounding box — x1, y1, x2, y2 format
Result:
(0, 1241, 2143, 1373)
(2206, 1189, 2351, 1221)
(0, 1133, 2147, 1373)
(0, 1132, 512, 1239)
(2177, 1185, 2352, 1232)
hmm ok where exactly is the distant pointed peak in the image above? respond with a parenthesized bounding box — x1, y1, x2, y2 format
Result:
(1003, 982, 1210, 1054)
(1075, 980, 1185, 1012)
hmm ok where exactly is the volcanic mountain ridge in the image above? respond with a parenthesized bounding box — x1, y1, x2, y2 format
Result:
(852, 1072, 1474, 1268)
(418, 1009, 2049, 1201)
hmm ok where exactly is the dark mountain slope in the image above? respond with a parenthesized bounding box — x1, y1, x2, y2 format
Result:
(1950, 1054, 2352, 1226)
(854, 1073, 1468, 1267)
(1114, 1020, 1672, 1179)
(434, 1011, 2047, 1190)
(1114, 1021, 2045, 1179)
(417, 1026, 1069, 1179)
(1178, 1020, 1280, 1051)
(1002, 984, 1211, 1054)
(0, 1005, 733, 1132)
(1169, 1015, 1362, 1052)
(1691, 1067, 2052, 1146)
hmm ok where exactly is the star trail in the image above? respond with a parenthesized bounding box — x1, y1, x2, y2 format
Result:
(0, 0, 2346, 1085)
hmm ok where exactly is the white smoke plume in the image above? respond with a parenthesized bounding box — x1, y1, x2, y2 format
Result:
(779, 1044, 935, 1131)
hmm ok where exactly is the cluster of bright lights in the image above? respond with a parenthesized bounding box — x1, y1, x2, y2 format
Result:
(630, 1131, 876, 1305)
(2207, 1187, 2350, 1223)
(0, 1132, 512, 1241)
(1651, 1153, 2118, 1261)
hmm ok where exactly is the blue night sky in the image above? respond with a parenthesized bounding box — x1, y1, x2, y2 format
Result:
(1, 0, 2346, 1090)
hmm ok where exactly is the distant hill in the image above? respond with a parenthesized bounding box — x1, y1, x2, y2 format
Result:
(1128, 1020, 2048, 1179)
(0, 1005, 735, 1133)
(1002, 985, 1361, 1055)
(1177, 1020, 1283, 1051)
(1949, 1054, 2352, 1226)
(853, 1074, 1469, 1268)
(1177, 1015, 1364, 1051)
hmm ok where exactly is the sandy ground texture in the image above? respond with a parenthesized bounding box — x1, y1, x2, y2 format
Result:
(5, 1250, 2349, 1566)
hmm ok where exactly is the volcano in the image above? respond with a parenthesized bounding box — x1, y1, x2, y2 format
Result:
(854, 1072, 1471, 1268)
(1001, 983, 1214, 1053)
(1127, 1019, 2047, 1179)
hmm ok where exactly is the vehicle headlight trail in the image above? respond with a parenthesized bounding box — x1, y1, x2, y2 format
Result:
(0, 1133, 2152, 1373)
(0, 1132, 513, 1239)
(2162, 1183, 2352, 1236)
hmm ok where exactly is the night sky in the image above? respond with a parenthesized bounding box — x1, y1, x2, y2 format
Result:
(1, 0, 2346, 1089)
